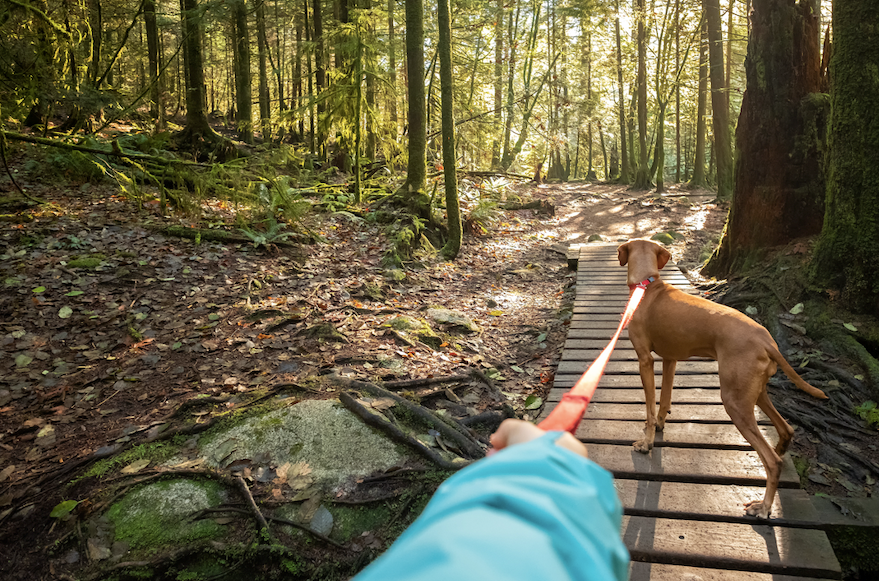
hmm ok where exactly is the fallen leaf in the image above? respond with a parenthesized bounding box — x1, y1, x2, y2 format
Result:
(58, 306, 73, 319)
(120, 459, 151, 474)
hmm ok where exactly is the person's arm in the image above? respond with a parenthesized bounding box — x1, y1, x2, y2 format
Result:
(354, 420, 629, 581)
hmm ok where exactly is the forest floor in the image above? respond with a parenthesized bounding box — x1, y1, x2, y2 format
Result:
(0, 151, 876, 578)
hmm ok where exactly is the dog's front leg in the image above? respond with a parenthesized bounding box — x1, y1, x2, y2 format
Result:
(634, 352, 657, 453)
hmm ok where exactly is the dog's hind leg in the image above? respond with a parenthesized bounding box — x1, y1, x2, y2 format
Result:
(756, 388, 795, 456)
(655, 358, 677, 431)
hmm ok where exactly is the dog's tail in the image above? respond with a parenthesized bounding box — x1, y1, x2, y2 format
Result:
(768, 347, 829, 399)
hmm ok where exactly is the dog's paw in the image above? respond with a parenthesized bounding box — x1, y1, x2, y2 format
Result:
(743, 500, 771, 519)
(633, 439, 653, 453)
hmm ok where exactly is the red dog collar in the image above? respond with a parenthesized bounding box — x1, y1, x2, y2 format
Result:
(628, 276, 655, 292)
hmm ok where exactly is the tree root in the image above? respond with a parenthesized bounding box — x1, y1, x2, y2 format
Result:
(330, 375, 485, 459)
(382, 374, 470, 390)
(339, 392, 468, 471)
(235, 476, 270, 537)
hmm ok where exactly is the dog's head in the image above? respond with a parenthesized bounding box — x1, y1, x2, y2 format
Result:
(618, 239, 671, 285)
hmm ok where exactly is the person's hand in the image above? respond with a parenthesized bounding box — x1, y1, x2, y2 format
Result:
(489, 419, 589, 459)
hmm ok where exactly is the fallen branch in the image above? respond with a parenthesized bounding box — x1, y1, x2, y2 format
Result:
(382, 374, 470, 390)
(339, 392, 467, 471)
(235, 476, 270, 536)
(331, 375, 484, 459)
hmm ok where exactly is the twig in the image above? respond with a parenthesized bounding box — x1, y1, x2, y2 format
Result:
(331, 375, 484, 459)
(339, 392, 467, 471)
(194, 507, 349, 548)
(0, 131, 45, 204)
(235, 476, 270, 536)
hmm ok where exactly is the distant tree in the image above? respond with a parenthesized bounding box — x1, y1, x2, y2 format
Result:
(703, 0, 732, 198)
(232, 0, 253, 143)
(632, 0, 650, 189)
(689, 18, 708, 188)
(811, 0, 879, 313)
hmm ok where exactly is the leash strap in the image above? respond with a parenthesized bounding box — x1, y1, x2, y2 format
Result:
(537, 277, 653, 434)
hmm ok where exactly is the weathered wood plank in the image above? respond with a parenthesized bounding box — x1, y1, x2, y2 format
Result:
(615, 480, 819, 523)
(548, 387, 721, 404)
(622, 516, 841, 577)
(560, 347, 714, 362)
(629, 562, 832, 581)
(553, 374, 722, 388)
(584, 444, 800, 486)
(579, 402, 766, 424)
(558, 360, 718, 375)
(575, 419, 772, 449)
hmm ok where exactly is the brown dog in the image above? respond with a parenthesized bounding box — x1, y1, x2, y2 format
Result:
(618, 239, 827, 518)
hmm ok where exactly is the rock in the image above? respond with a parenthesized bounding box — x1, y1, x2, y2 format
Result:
(650, 232, 675, 245)
(426, 308, 480, 333)
(587, 234, 604, 242)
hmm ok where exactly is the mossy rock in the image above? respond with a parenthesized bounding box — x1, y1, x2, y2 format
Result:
(587, 234, 605, 242)
(650, 232, 676, 245)
(426, 308, 480, 333)
(302, 322, 347, 342)
(105, 478, 228, 551)
(384, 268, 407, 282)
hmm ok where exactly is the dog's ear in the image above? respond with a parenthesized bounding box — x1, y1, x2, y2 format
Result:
(618, 242, 630, 266)
(656, 245, 671, 270)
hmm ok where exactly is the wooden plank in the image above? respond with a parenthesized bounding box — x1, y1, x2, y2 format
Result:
(553, 374, 721, 388)
(629, 562, 832, 581)
(614, 480, 819, 523)
(561, 348, 714, 362)
(584, 444, 800, 487)
(557, 360, 718, 375)
(622, 516, 841, 578)
(579, 402, 767, 424)
(548, 387, 721, 404)
(575, 419, 772, 449)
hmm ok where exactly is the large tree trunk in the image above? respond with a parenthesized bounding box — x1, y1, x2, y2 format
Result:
(233, 0, 253, 143)
(387, 0, 398, 134)
(438, 0, 461, 259)
(313, 0, 326, 155)
(704, 0, 824, 277)
(811, 0, 879, 313)
(689, 18, 708, 187)
(704, 0, 733, 198)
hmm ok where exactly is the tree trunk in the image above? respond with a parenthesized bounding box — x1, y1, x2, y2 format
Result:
(501, 5, 519, 169)
(633, 0, 650, 189)
(387, 0, 398, 134)
(491, 0, 503, 169)
(313, 0, 326, 155)
(674, 0, 680, 182)
(689, 18, 708, 187)
(401, 0, 428, 207)
(88, 0, 103, 86)
(705, 0, 824, 277)
(256, 0, 271, 141)
(144, 0, 164, 127)
(704, 0, 732, 198)
(811, 0, 879, 313)
(438, 0, 461, 259)
(614, 0, 629, 183)
(233, 0, 253, 143)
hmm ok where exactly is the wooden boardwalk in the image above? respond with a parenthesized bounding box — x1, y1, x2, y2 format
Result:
(539, 244, 842, 580)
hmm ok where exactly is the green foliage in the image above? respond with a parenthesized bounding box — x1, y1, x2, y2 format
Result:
(239, 216, 295, 249)
(81, 441, 178, 480)
(46, 147, 109, 182)
(854, 401, 879, 429)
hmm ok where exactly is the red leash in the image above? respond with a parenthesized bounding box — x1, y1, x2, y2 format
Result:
(537, 277, 654, 434)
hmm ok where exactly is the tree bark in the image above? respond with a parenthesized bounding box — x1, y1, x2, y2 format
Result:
(438, 0, 461, 259)
(387, 0, 398, 133)
(401, 0, 427, 205)
(614, 0, 629, 183)
(811, 0, 879, 313)
(233, 0, 253, 143)
(704, 0, 732, 198)
(491, 0, 503, 169)
(313, 0, 326, 155)
(633, 0, 650, 189)
(144, 0, 164, 126)
(689, 18, 708, 187)
(704, 0, 824, 277)
(256, 0, 271, 141)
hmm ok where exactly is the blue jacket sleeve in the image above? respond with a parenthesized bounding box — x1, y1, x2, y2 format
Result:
(354, 432, 629, 581)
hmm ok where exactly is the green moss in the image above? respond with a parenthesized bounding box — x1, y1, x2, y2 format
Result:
(106, 478, 227, 550)
(329, 504, 391, 543)
(81, 441, 179, 480)
(827, 526, 879, 576)
(68, 255, 104, 269)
